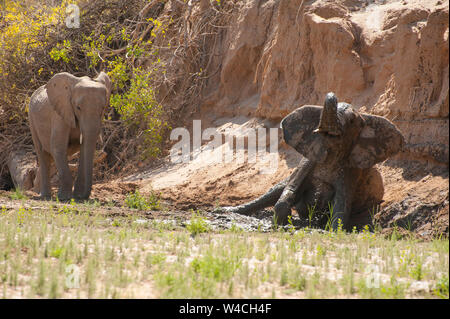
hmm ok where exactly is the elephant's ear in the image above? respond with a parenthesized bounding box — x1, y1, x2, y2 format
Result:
(349, 114, 405, 168)
(94, 72, 112, 107)
(281, 106, 326, 160)
(46, 72, 79, 128)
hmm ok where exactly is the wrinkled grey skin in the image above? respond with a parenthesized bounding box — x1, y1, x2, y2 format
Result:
(218, 93, 405, 231)
(29, 72, 111, 201)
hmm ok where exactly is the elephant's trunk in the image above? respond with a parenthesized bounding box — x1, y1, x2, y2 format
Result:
(314, 92, 341, 136)
(81, 137, 95, 198)
(76, 120, 100, 199)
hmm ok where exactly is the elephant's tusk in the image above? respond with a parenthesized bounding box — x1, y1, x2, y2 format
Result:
(80, 133, 83, 145)
(99, 133, 103, 144)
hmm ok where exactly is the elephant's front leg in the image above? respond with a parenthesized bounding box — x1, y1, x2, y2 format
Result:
(331, 167, 355, 231)
(273, 157, 314, 225)
(73, 146, 85, 200)
(50, 120, 73, 201)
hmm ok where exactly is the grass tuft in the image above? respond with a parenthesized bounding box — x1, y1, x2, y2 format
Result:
(186, 211, 210, 237)
(125, 190, 162, 211)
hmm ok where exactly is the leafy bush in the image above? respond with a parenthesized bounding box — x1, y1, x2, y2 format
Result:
(49, 40, 72, 63)
(110, 68, 166, 158)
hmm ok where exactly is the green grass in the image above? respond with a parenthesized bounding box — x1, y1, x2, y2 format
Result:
(9, 188, 28, 200)
(185, 210, 210, 237)
(434, 275, 449, 299)
(0, 192, 448, 299)
(124, 190, 162, 211)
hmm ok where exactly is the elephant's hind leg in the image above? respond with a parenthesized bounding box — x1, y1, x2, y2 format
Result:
(30, 121, 51, 199)
(216, 178, 288, 215)
(37, 151, 52, 199)
(352, 168, 384, 212)
(349, 168, 384, 229)
(274, 157, 314, 225)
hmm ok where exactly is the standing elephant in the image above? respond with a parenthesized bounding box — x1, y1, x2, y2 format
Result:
(217, 93, 404, 231)
(29, 72, 111, 200)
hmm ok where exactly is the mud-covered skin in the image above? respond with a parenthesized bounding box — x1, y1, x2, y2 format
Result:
(217, 93, 404, 231)
(219, 178, 288, 216)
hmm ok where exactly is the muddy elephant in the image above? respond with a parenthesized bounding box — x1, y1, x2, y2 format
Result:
(217, 93, 404, 230)
(29, 72, 111, 200)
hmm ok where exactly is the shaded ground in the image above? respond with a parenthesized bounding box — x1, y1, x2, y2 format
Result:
(375, 160, 449, 239)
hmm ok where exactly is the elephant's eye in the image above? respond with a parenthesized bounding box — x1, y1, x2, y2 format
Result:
(76, 106, 81, 111)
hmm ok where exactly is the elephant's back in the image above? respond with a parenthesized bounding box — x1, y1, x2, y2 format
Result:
(29, 85, 51, 114)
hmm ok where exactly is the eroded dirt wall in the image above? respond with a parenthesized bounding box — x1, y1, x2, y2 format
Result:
(141, 0, 449, 237)
(198, 0, 448, 165)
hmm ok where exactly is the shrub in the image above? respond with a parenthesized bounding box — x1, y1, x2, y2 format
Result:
(186, 211, 210, 237)
(110, 68, 166, 158)
(125, 190, 162, 211)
